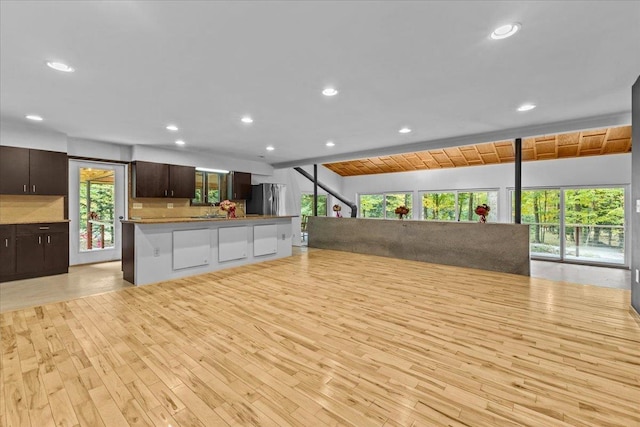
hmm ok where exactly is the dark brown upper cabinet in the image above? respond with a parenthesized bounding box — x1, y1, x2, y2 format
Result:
(0, 146, 68, 195)
(231, 171, 252, 200)
(169, 164, 196, 198)
(132, 161, 195, 198)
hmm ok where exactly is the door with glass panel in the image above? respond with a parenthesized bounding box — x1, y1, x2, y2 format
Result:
(563, 187, 625, 265)
(512, 187, 626, 265)
(68, 160, 126, 265)
(514, 189, 562, 259)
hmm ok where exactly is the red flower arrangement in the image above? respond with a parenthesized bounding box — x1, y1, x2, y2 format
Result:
(394, 205, 410, 219)
(220, 199, 237, 219)
(474, 204, 490, 223)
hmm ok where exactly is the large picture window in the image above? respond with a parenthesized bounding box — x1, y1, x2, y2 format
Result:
(421, 190, 498, 222)
(359, 193, 412, 219)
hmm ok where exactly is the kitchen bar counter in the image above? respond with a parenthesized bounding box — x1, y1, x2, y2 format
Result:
(122, 216, 293, 285)
(307, 216, 530, 276)
(0, 219, 70, 225)
(121, 215, 294, 224)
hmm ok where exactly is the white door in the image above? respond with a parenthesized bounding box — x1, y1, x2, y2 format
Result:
(68, 160, 127, 265)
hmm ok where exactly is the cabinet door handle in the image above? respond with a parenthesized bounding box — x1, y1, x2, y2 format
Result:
(23, 184, 27, 193)
(38, 236, 42, 245)
(164, 190, 168, 197)
(4, 238, 7, 248)
(32, 184, 36, 193)
(47, 235, 51, 244)
(39, 226, 50, 230)
(171, 190, 174, 197)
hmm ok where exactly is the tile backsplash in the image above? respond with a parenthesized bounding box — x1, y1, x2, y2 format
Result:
(128, 198, 246, 219)
(0, 195, 65, 223)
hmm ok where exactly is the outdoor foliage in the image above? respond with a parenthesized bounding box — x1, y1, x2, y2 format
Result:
(359, 193, 412, 219)
(79, 177, 115, 250)
(514, 187, 625, 263)
(301, 194, 327, 216)
(422, 191, 497, 222)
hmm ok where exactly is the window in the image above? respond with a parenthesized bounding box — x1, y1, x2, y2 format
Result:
(359, 194, 384, 218)
(421, 192, 456, 221)
(79, 167, 115, 251)
(192, 171, 228, 205)
(511, 187, 625, 265)
(421, 190, 498, 222)
(359, 193, 412, 219)
(301, 194, 327, 216)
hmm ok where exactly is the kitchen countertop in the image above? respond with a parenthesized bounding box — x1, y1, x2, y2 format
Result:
(0, 219, 71, 225)
(121, 215, 295, 224)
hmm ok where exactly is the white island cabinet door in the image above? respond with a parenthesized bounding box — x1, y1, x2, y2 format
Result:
(254, 224, 277, 256)
(219, 226, 248, 262)
(173, 229, 210, 270)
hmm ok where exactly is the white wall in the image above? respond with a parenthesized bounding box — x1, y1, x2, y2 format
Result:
(67, 137, 132, 162)
(341, 154, 632, 223)
(0, 119, 274, 175)
(0, 118, 67, 152)
(131, 145, 273, 176)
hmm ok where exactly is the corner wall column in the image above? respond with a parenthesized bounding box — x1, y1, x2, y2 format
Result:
(514, 137, 522, 224)
(631, 75, 639, 315)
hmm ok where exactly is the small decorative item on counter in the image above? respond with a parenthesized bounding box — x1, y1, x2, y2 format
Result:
(474, 204, 490, 223)
(332, 204, 342, 217)
(394, 205, 409, 220)
(219, 199, 237, 219)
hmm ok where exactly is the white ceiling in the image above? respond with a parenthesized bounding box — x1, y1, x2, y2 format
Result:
(1, 1, 639, 168)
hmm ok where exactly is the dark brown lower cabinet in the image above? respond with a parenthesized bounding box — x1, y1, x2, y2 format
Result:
(1, 222, 69, 282)
(122, 222, 135, 283)
(0, 225, 16, 276)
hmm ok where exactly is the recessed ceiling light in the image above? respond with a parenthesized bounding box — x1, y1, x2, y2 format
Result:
(491, 23, 520, 40)
(322, 87, 338, 97)
(399, 127, 412, 134)
(517, 103, 536, 112)
(266, 146, 275, 151)
(175, 140, 186, 146)
(25, 114, 43, 121)
(166, 124, 179, 131)
(326, 141, 335, 147)
(46, 61, 75, 73)
(241, 116, 253, 124)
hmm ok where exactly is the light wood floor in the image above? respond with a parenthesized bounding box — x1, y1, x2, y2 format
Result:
(1, 250, 639, 427)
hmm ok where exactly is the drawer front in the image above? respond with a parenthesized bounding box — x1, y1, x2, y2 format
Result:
(16, 222, 69, 235)
(0, 225, 16, 236)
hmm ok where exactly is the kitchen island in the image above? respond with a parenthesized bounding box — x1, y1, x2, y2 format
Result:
(122, 216, 293, 285)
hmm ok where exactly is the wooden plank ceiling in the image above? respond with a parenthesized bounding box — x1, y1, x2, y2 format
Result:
(323, 126, 632, 177)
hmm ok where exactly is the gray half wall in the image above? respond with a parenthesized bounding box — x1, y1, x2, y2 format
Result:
(308, 217, 530, 276)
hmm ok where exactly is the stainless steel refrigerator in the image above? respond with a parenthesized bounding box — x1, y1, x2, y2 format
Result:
(246, 183, 286, 215)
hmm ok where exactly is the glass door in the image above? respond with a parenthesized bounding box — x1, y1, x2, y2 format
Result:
(563, 187, 625, 265)
(514, 189, 562, 259)
(68, 160, 126, 265)
(512, 186, 626, 266)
